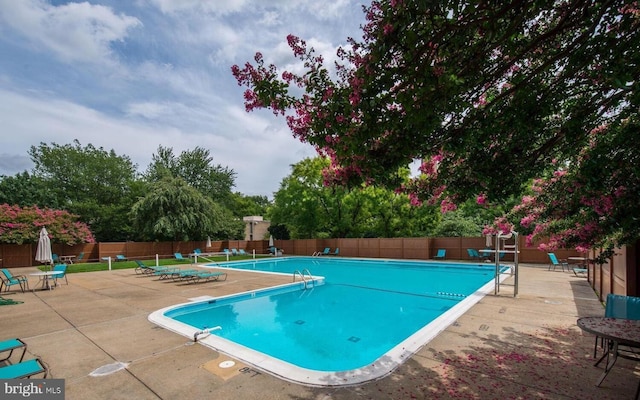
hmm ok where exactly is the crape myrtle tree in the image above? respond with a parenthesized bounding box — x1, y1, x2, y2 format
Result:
(0, 204, 94, 245)
(233, 1, 640, 259)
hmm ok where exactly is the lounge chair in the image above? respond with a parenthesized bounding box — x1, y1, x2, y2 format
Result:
(53, 263, 68, 285)
(466, 248, 481, 261)
(52, 254, 59, 263)
(0, 358, 48, 379)
(594, 294, 640, 365)
(134, 260, 152, 274)
(0, 338, 27, 363)
(115, 254, 128, 262)
(433, 249, 446, 260)
(329, 248, 340, 256)
(547, 253, 568, 272)
(76, 252, 85, 262)
(0, 269, 29, 293)
(313, 247, 330, 256)
(174, 253, 192, 263)
(168, 269, 200, 282)
(153, 267, 181, 279)
(231, 248, 238, 256)
(239, 249, 248, 256)
(193, 248, 201, 254)
(184, 270, 227, 284)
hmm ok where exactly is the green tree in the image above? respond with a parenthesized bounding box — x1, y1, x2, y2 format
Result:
(270, 157, 440, 238)
(0, 172, 60, 208)
(28, 140, 143, 242)
(144, 146, 236, 205)
(227, 193, 270, 219)
(130, 176, 242, 241)
(233, 1, 640, 255)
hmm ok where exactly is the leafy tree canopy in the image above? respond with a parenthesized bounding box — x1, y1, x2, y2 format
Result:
(28, 140, 143, 241)
(144, 145, 236, 205)
(270, 157, 440, 238)
(233, 0, 640, 254)
(130, 176, 242, 241)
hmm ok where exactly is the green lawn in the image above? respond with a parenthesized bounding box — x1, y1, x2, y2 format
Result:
(42, 254, 270, 273)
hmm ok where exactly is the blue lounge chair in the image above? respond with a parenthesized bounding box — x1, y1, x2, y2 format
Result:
(313, 247, 330, 256)
(0, 338, 27, 363)
(134, 260, 153, 274)
(231, 248, 238, 256)
(53, 263, 68, 285)
(239, 249, 248, 256)
(433, 249, 446, 260)
(329, 248, 340, 256)
(76, 252, 85, 262)
(52, 254, 59, 263)
(547, 253, 568, 272)
(193, 248, 202, 254)
(0, 358, 47, 379)
(174, 253, 192, 263)
(466, 248, 480, 261)
(0, 269, 29, 293)
(186, 270, 227, 284)
(116, 254, 128, 261)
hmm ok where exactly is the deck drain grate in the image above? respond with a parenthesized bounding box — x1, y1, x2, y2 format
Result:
(348, 336, 361, 343)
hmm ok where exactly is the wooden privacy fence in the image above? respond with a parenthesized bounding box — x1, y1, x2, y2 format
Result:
(2, 236, 637, 298)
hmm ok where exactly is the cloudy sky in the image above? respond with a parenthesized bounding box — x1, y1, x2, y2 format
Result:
(0, 0, 367, 197)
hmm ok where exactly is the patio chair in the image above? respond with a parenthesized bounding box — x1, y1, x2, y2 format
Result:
(76, 252, 85, 262)
(53, 263, 68, 285)
(239, 249, 248, 256)
(0, 338, 27, 363)
(547, 253, 568, 272)
(467, 248, 481, 261)
(0, 269, 29, 293)
(329, 248, 340, 256)
(52, 254, 59, 263)
(0, 358, 48, 379)
(185, 270, 227, 284)
(115, 254, 128, 262)
(313, 247, 330, 256)
(433, 249, 446, 260)
(174, 253, 191, 263)
(594, 294, 640, 365)
(231, 248, 238, 256)
(134, 260, 153, 275)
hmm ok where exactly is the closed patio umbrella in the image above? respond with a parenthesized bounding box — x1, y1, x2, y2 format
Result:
(206, 236, 212, 248)
(35, 227, 52, 268)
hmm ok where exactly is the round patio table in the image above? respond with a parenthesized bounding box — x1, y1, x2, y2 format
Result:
(577, 317, 640, 399)
(29, 271, 63, 291)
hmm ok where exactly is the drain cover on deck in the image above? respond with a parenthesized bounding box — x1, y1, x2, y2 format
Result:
(219, 360, 235, 368)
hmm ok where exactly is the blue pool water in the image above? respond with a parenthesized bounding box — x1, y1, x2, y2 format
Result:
(151, 257, 504, 386)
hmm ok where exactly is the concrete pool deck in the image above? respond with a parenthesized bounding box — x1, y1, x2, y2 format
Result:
(0, 262, 637, 399)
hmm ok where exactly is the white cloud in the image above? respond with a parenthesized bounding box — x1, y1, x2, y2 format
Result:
(0, 0, 141, 64)
(147, 0, 249, 16)
(0, 0, 366, 197)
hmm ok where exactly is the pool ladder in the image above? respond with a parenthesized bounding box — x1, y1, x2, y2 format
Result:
(293, 269, 314, 289)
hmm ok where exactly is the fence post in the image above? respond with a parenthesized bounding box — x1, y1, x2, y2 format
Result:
(156, 254, 159, 267)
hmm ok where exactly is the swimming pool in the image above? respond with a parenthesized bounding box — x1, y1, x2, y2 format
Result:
(149, 257, 508, 386)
